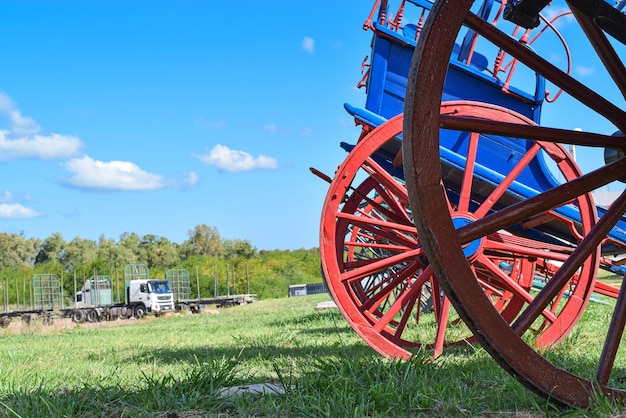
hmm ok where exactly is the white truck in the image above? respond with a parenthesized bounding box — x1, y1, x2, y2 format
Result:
(71, 275, 175, 323)
(0, 267, 177, 327)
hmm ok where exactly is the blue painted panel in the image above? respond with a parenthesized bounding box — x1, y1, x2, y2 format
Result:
(341, 1, 626, 253)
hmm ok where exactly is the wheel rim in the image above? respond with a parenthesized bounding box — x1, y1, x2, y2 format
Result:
(404, 0, 626, 407)
(322, 116, 455, 358)
(320, 110, 578, 359)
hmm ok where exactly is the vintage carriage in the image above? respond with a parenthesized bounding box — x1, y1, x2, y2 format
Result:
(315, 0, 626, 407)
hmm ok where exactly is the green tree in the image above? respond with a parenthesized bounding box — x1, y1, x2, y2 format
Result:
(62, 237, 98, 273)
(94, 235, 120, 273)
(117, 232, 141, 266)
(181, 225, 224, 259)
(140, 235, 180, 271)
(223, 239, 257, 259)
(152, 237, 180, 270)
(0, 232, 40, 269)
(35, 232, 66, 265)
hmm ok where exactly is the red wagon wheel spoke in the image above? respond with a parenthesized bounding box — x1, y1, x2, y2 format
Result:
(440, 114, 626, 149)
(456, 158, 626, 244)
(515, 190, 626, 334)
(598, 280, 626, 385)
(458, 132, 479, 213)
(568, 3, 626, 99)
(321, 114, 547, 359)
(464, 11, 626, 130)
(404, 0, 626, 407)
(473, 142, 541, 217)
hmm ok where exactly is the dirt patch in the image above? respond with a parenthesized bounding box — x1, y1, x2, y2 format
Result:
(0, 309, 220, 335)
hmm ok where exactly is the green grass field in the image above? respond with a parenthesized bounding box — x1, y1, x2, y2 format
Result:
(0, 293, 624, 417)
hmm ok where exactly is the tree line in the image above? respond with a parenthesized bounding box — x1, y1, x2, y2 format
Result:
(1, 224, 257, 273)
(0, 224, 323, 301)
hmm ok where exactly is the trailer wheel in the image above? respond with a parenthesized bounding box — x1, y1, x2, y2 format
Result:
(134, 305, 146, 319)
(42, 314, 55, 326)
(86, 310, 98, 323)
(72, 309, 87, 323)
(0, 316, 11, 328)
(21, 314, 35, 326)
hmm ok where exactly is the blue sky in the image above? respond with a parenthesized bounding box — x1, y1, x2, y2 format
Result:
(0, 1, 623, 251)
(0, 1, 373, 250)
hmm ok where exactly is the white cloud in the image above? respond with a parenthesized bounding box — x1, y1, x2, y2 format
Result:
(0, 92, 84, 161)
(575, 65, 595, 77)
(0, 188, 41, 218)
(0, 190, 13, 203)
(62, 155, 166, 191)
(8, 110, 40, 136)
(0, 203, 42, 218)
(263, 123, 277, 133)
(302, 36, 315, 54)
(183, 171, 199, 187)
(541, 6, 576, 27)
(196, 144, 278, 172)
(300, 127, 314, 136)
(0, 130, 83, 161)
(0, 190, 41, 218)
(0, 92, 40, 136)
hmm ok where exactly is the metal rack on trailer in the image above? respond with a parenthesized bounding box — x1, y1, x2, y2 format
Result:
(0, 274, 62, 328)
(167, 268, 256, 313)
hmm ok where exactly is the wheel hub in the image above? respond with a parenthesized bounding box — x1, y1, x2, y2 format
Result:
(452, 215, 483, 260)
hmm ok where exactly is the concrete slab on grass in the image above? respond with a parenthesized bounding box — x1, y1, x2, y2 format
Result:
(220, 383, 289, 397)
(315, 301, 337, 310)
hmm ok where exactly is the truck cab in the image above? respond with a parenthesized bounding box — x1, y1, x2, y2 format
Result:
(127, 279, 174, 315)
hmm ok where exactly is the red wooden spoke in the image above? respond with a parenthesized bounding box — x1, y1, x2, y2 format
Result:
(474, 143, 541, 218)
(337, 212, 419, 244)
(464, 11, 626, 131)
(394, 290, 420, 336)
(339, 248, 423, 284)
(433, 296, 452, 357)
(568, 3, 626, 100)
(597, 279, 626, 384)
(373, 267, 432, 332)
(362, 159, 414, 226)
(363, 156, 412, 203)
(484, 234, 571, 263)
(440, 115, 626, 149)
(476, 253, 558, 323)
(457, 157, 626, 245)
(459, 132, 479, 213)
(359, 262, 422, 312)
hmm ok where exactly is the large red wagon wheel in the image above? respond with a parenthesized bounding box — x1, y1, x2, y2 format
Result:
(320, 102, 595, 359)
(404, 0, 626, 407)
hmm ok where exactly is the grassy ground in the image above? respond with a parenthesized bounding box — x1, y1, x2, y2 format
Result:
(0, 294, 624, 417)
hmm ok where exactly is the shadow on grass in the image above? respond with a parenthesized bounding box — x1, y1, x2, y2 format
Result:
(3, 301, 625, 416)
(0, 346, 571, 418)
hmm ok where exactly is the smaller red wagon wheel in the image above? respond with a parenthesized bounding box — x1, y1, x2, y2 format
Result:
(320, 103, 591, 359)
(321, 115, 467, 359)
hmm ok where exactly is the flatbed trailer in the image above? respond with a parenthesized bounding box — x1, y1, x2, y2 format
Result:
(175, 294, 257, 313)
(167, 267, 256, 312)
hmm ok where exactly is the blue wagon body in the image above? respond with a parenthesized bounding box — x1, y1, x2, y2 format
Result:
(343, 0, 626, 257)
